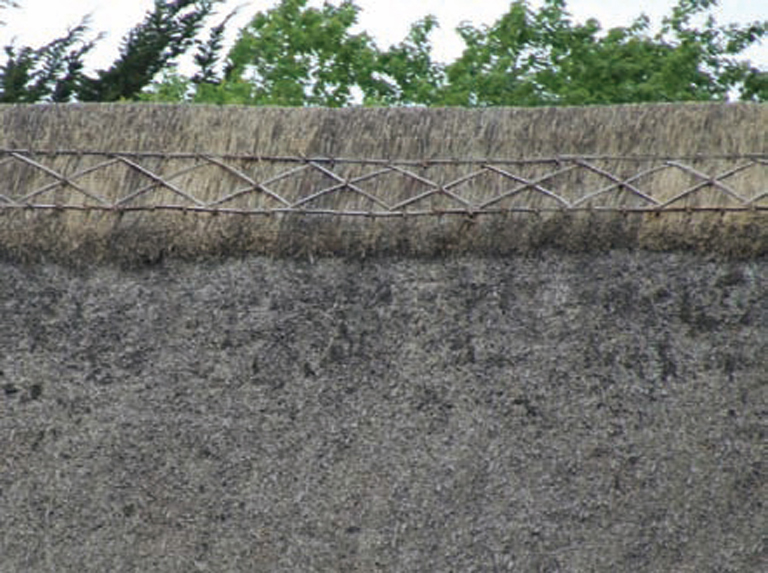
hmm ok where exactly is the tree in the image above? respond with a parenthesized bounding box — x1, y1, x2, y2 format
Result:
(148, 1, 447, 107)
(192, 5, 239, 86)
(0, 0, 223, 102)
(139, 4, 240, 103)
(187, 0, 765, 108)
(1, 17, 99, 102)
(740, 68, 768, 101)
(78, 0, 222, 101)
(439, 1, 545, 106)
(193, 0, 379, 107)
(3, 0, 767, 106)
(364, 15, 445, 106)
(440, 0, 768, 106)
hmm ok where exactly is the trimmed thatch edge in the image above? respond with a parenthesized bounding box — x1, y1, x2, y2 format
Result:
(1, 209, 766, 267)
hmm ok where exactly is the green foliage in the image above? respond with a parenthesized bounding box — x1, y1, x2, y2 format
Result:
(440, 1, 546, 106)
(137, 70, 192, 102)
(79, 0, 222, 101)
(364, 15, 444, 106)
(740, 68, 768, 101)
(1, 0, 222, 102)
(1, 18, 98, 102)
(197, 0, 378, 107)
(180, 1, 446, 107)
(2, 0, 767, 106)
(440, 0, 767, 106)
(192, 7, 239, 86)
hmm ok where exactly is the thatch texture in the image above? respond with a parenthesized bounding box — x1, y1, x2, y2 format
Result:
(1, 104, 766, 571)
(1, 252, 765, 571)
(0, 103, 766, 262)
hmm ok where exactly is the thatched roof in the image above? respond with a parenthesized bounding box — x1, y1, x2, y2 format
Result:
(0, 103, 766, 263)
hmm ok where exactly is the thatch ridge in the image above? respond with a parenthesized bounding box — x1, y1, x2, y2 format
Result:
(3, 102, 766, 158)
(0, 103, 766, 263)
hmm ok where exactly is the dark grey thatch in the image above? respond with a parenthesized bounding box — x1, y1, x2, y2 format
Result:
(1, 252, 765, 571)
(0, 104, 766, 571)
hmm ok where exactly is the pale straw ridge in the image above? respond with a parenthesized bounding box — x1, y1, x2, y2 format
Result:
(0, 103, 766, 263)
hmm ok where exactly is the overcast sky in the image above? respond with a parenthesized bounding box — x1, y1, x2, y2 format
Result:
(2, 0, 766, 72)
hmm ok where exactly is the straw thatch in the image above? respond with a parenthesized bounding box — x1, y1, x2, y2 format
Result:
(0, 102, 766, 263)
(2, 103, 766, 571)
(1, 251, 765, 570)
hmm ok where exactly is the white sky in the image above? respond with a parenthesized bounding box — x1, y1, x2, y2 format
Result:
(1, 0, 766, 73)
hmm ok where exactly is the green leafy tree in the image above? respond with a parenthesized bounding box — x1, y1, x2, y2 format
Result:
(740, 68, 768, 101)
(364, 15, 445, 106)
(440, 0, 767, 106)
(439, 1, 545, 106)
(1, 18, 98, 102)
(140, 5, 240, 103)
(153, 1, 446, 107)
(192, 6, 239, 86)
(79, 0, 222, 101)
(4, 0, 767, 106)
(0, 0, 222, 102)
(196, 0, 379, 106)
